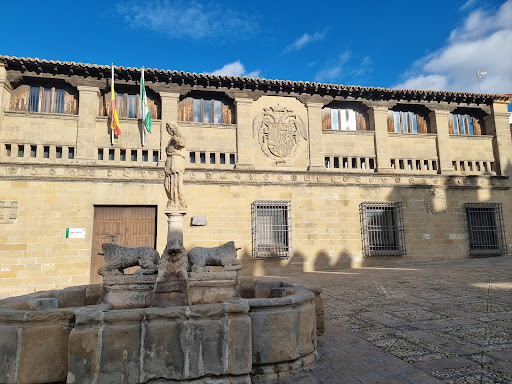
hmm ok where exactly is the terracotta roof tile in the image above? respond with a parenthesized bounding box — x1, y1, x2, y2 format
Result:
(1, 54, 510, 103)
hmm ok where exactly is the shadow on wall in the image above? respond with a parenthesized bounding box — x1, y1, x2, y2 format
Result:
(237, 163, 509, 275)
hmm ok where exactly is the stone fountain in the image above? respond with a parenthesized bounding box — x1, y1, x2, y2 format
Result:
(0, 124, 323, 384)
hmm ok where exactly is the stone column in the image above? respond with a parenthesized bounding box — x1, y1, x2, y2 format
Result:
(234, 98, 254, 169)
(165, 210, 186, 245)
(431, 110, 454, 174)
(370, 106, 393, 173)
(159, 92, 180, 165)
(487, 101, 512, 176)
(306, 102, 325, 171)
(76, 86, 100, 161)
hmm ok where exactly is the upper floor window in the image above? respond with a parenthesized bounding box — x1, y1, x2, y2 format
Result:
(10, 83, 78, 114)
(388, 108, 429, 133)
(322, 106, 369, 131)
(178, 96, 235, 124)
(450, 114, 483, 135)
(99, 90, 160, 119)
(28, 87, 65, 113)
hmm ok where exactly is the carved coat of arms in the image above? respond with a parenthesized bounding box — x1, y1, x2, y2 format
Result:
(253, 104, 307, 161)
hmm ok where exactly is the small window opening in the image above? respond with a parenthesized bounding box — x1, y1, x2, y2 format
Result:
(351, 158, 357, 169)
(43, 146, 50, 159)
(452, 161, 457, 171)
(334, 157, 340, 169)
(68, 147, 75, 159)
(343, 157, 348, 169)
(424, 160, 429, 170)
(200, 152, 206, 164)
(369, 158, 375, 170)
(407, 160, 413, 170)
(153, 151, 159, 162)
(109, 149, 115, 161)
(360, 158, 366, 169)
(120, 149, 126, 161)
(30, 145, 37, 158)
(399, 160, 405, 170)
(142, 150, 149, 162)
(460, 161, 465, 171)
(325, 157, 330, 168)
(131, 150, 137, 162)
(18, 145, 25, 157)
(432, 161, 438, 171)
(210, 153, 216, 164)
(98, 148, 104, 160)
(476, 162, 481, 172)
(391, 159, 396, 169)
(220, 153, 226, 164)
(189, 152, 196, 163)
(229, 154, 235, 164)
(468, 161, 473, 171)
(416, 160, 421, 170)
(5, 144, 11, 157)
(56, 146, 62, 159)
(490, 162, 495, 172)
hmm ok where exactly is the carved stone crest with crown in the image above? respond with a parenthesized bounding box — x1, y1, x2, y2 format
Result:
(253, 103, 307, 161)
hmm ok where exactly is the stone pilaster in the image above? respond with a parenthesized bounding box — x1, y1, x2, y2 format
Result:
(234, 98, 254, 169)
(306, 102, 325, 171)
(370, 106, 393, 173)
(159, 92, 180, 165)
(0, 62, 11, 121)
(487, 101, 512, 176)
(76, 86, 100, 160)
(431, 110, 454, 174)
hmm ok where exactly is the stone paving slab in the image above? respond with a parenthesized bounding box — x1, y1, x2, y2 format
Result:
(280, 256, 512, 384)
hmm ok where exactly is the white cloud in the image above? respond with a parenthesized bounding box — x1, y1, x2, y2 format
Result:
(116, 0, 257, 40)
(285, 31, 326, 53)
(209, 60, 260, 78)
(394, 1, 512, 93)
(314, 52, 373, 83)
(460, 0, 477, 11)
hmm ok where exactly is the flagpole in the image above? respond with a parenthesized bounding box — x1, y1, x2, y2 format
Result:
(141, 67, 145, 146)
(111, 63, 115, 145)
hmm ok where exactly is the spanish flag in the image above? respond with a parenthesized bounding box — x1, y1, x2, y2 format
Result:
(110, 65, 121, 137)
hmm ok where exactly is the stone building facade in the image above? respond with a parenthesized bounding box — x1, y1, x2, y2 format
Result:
(0, 55, 511, 298)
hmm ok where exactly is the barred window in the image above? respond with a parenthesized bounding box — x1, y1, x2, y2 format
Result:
(360, 202, 406, 256)
(251, 201, 291, 259)
(465, 203, 507, 255)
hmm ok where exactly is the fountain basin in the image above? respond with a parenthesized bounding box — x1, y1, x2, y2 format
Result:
(0, 279, 322, 384)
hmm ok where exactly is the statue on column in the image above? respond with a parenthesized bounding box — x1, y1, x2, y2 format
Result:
(164, 123, 187, 210)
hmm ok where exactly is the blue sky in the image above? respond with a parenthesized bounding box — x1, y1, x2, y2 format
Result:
(1, 0, 511, 100)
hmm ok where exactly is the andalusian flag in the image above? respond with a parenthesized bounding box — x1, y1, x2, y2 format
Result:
(140, 67, 152, 134)
(110, 65, 121, 139)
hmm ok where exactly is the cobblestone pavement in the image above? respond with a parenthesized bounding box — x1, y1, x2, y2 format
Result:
(280, 256, 512, 384)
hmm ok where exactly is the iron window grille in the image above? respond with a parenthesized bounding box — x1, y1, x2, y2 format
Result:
(360, 202, 406, 256)
(465, 203, 507, 255)
(252, 200, 291, 259)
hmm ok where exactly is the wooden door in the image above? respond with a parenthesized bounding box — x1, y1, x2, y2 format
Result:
(90, 206, 157, 283)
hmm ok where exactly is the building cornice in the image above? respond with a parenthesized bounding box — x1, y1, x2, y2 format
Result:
(1, 55, 510, 105)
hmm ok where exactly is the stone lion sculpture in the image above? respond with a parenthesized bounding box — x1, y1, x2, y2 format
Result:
(157, 238, 189, 280)
(98, 243, 159, 276)
(188, 241, 242, 273)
